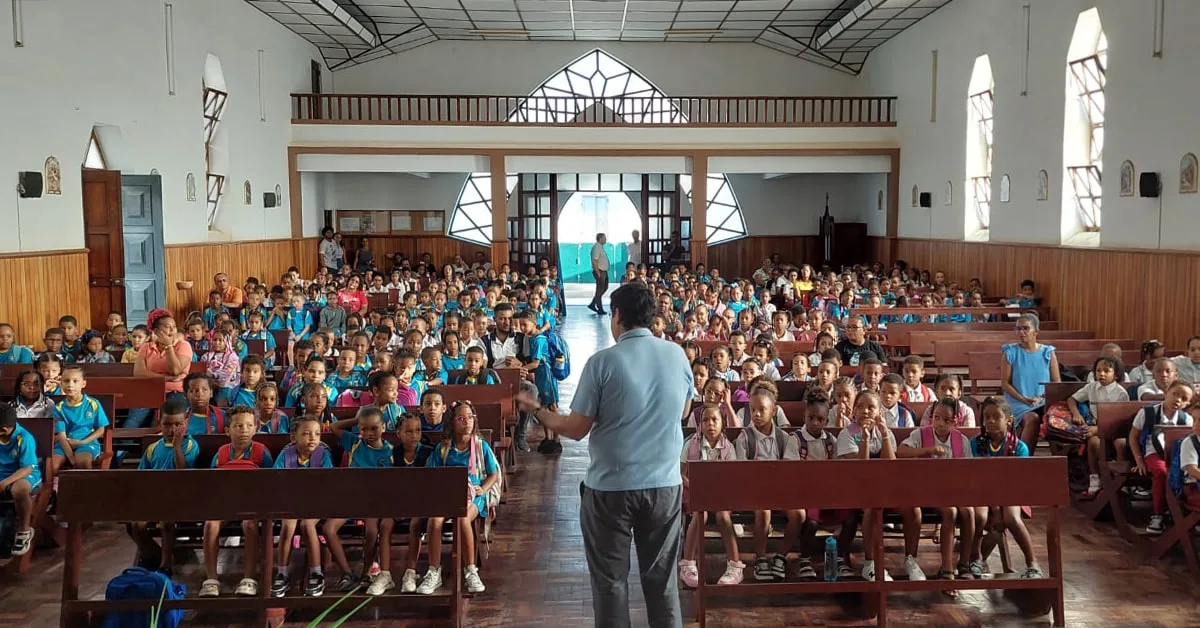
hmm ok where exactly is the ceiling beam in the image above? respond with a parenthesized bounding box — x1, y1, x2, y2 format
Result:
(813, 0, 886, 50)
(310, 0, 379, 48)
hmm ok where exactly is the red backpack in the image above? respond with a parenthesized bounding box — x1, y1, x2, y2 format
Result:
(215, 442, 269, 468)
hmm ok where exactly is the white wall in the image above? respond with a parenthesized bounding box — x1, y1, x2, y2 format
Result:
(727, 173, 881, 236)
(859, 0, 1200, 250)
(320, 172, 467, 212)
(0, 0, 322, 252)
(332, 41, 859, 97)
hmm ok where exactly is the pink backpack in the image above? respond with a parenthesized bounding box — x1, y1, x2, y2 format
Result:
(685, 434, 734, 461)
(917, 425, 966, 458)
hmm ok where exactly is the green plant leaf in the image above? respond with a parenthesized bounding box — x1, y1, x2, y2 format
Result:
(326, 597, 373, 627)
(305, 585, 362, 628)
(149, 584, 167, 627)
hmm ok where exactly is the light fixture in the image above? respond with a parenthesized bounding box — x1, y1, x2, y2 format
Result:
(11, 0, 23, 47)
(665, 28, 724, 36)
(468, 28, 530, 36)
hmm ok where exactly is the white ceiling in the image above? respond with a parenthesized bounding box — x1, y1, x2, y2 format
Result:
(246, 0, 952, 74)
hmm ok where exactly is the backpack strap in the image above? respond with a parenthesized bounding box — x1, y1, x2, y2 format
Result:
(918, 425, 934, 449)
(824, 433, 836, 459)
(949, 429, 965, 458)
(775, 427, 791, 459)
(687, 434, 702, 461)
(798, 434, 809, 460)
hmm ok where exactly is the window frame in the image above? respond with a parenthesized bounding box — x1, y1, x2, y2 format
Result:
(968, 89, 994, 173)
(970, 176, 992, 230)
(1068, 53, 1106, 166)
(1067, 165, 1102, 231)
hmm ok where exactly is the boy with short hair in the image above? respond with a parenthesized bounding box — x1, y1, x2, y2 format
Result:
(51, 366, 110, 473)
(201, 406, 272, 598)
(185, 319, 209, 360)
(203, 291, 228, 330)
(0, 404, 40, 555)
(900, 355, 935, 403)
(284, 356, 339, 408)
(414, 346, 447, 386)
(280, 339, 315, 391)
(130, 400, 198, 571)
(58, 316, 82, 357)
(515, 310, 560, 454)
(326, 349, 366, 394)
(231, 356, 268, 408)
(241, 311, 277, 368)
(879, 373, 918, 428)
(859, 357, 885, 393)
(453, 346, 501, 385)
(0, 323, 35, 364)
(184, 373, 227, 435)
(41, 327, 74, 364)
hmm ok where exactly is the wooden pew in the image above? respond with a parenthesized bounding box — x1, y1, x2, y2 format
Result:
(909, 331, 1094, 357)
(447, 368, 523, 389)
(681, 426, 982, 445)
(936, 339, 1135, 369)
(852, 306, 1045, 323)
(1155, 427, 1200, 577)
(58, 467, 470, 627)
(0, 418, 58, 575)
(687, 456, 1068, 627)
(965, 350, 1135, 394)
(1080, 402, 1144, 524)
(1043, 382, 1086, 408)
(881, 321, 1060, 350)
(269, 330, 290, 366)
(691, 341, 810, 359)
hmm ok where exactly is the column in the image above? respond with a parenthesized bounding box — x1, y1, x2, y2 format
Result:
(490, 152, 509, 269)
(690, 154, 708, 268)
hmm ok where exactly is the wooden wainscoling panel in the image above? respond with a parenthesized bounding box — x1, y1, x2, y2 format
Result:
(0, 250, 90, 345)
(341, 235, 490, 270)
(873, 237, 1200, 348)
(166, 239, 320, 316)
(709, 236, 822, 278)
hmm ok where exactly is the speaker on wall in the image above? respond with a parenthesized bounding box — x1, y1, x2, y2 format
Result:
(1139, 172, 1161, 198)
(919, 192, 932, 208)
(263, 192, 278, 208)
(17, 171, 42, 198)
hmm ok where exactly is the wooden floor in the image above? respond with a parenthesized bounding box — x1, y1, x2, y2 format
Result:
(4, 305, 1200, 627)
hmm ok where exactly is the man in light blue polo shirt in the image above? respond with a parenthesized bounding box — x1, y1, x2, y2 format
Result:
(517, 282, 692, 628)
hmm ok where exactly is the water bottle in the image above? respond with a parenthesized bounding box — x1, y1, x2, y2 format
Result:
(823, 536, 839, 582)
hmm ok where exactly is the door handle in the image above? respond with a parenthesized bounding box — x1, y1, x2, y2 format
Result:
(112, 278, 124, 286)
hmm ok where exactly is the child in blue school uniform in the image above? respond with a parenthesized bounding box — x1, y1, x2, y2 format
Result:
(375, 414, 436, 595)
(515, 310, 559, 454)
(325, 349, 367, 395)
(284, 356, 339, 409)
(254, 382, 290, 434)
(50, 366, 110, 473)
(183, 373, 227, 435)
(129, 400, 198, 570)
(0, 405, 41, 556)
(416, 401, 499, 596)
(324, 407, 395, 592)
(414, 347, 448, 386)
(0, 323, 35, 364)
(279, 340, 315, 392)
(202, 290, 229, 330)
(185, 319, 209, 361)
(287, 293, 314, 342)
(265, 298, 289, 331)
(968, 398, 1042, 579)
(230, 356, 268, 408)
(271, 415, 333, 598)
(452, 347, 501, 385)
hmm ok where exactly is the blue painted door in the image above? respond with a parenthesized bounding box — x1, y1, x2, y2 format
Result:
(120, 175, 166, 326)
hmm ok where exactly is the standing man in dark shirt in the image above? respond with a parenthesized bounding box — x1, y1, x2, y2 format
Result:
(835, 316, 886, 367)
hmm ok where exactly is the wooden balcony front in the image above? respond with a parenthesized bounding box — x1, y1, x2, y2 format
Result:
(291, 93, 896, 127)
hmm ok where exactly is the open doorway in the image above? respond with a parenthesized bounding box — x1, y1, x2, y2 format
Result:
(557, 191, 639, 304)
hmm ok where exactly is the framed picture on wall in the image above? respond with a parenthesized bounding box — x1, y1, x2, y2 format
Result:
(943, 181, 952, 206)
(999, 174, 1011, 203)
(1180, 153, 1198, 194)
(911, 185, 918, 207)
(1119, 160, 1135, 197)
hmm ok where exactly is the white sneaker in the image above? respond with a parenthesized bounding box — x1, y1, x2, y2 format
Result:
(235, 578, 258, 597)
(367, 571, 395, 596)
(416, 567, 442, 595)
(199, 579, 221, 598)
(733, 523, 746, 537)
(903, 555, 926, 581)
(1086, 474, 1101, 495)
(400, 568, 419, 593)
(862, 560, 893, 582)
(1147, 515, 1166, 535)
(464, 565, 486, 593)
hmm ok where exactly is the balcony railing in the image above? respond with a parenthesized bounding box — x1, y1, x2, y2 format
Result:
(291, 93, 896, 127)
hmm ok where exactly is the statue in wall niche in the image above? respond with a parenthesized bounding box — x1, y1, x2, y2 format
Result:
(186, 173, 197, 201)
(45, 157, 61, 195)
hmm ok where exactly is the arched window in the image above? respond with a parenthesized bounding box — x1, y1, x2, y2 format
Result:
(1062, 8, 1106, 246)
(203, 54, 229, 228)
(965, 55, 993, 241)
(447, 49, 747, 246)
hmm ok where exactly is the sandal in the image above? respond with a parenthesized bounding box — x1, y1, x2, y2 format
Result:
(936, 569, 958, 598)
(956, 564, 973, 580)
(11, 529, 33, 556)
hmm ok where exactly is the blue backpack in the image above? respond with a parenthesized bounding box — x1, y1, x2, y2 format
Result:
(546, 330, 570, 381)
(1167, 434, 1200, 497)
(102, 567, 186, 628)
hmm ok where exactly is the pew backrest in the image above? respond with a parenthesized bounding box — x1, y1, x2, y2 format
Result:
(910, 330, 1094, 356)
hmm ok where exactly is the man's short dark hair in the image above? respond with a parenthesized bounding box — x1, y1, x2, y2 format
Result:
(596, 233, 606, 242)
(0, 404, 16, 429)
(494, 302, 515, 315)
(610, 283, 656, 330)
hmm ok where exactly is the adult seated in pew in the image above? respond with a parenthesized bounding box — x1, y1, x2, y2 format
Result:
(128, 400, 198, 571)
(0, 405, 40, 556)
(678, 404, 743, 589)
(420, 401, 499, 595)
(128, 309, 194, 428)
(272, 415, 336, 598)
(11, 370, 53, 418)
(896, 396, 977, 587)
(970, 398, 1042, 578)
(1128, 381, 1195, 535)
(201, 406, 271, 598)
(835, 316, 885, 367)
(50, 366, 110, 473)
(1003, 314, 1061, 449)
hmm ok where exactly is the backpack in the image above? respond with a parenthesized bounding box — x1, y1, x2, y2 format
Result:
(797, 431, 836, 460)
(215, 442, 269, 468)
(452, 369, 500, 385)
(440, 436, 502, 516)
(1137, 404, 1189, 458)
(102, 567, 186, 628)
(685, 434, 734, 461)
(279, 442, 329, 468)
(918, 425, 966, 458)
(1168, 434, 1199, 497)
(545, 330, 570, 381)
(1043, 401, 1089, 444)
(743, 425, 793, 460)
